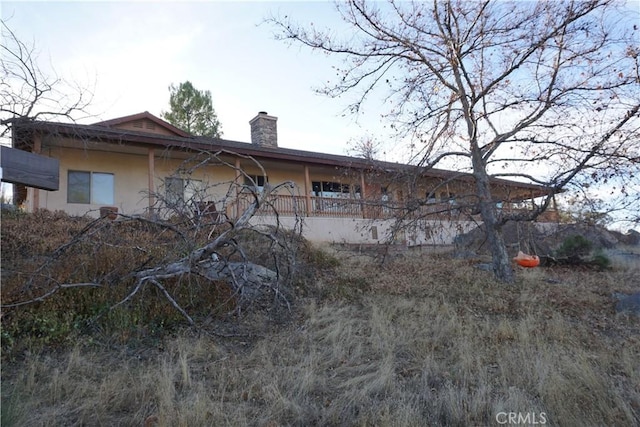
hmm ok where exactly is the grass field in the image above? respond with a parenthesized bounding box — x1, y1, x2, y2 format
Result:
(1, 210, 639, 426)
(2, 244, 639, 426)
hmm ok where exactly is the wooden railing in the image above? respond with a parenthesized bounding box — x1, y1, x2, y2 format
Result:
(231, 194, 559, 222)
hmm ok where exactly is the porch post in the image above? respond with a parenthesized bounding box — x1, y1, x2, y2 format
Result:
(148, 148, 155, 215)
(360, 170, 367, 219)
(234, 157, 242, 219)
(304, 165, 311, 216)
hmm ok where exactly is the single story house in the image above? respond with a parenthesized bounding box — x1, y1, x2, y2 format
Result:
(9, 111, 558, 245)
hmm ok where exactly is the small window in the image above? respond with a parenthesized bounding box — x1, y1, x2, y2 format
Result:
(165, 177, 204, 205)
(165, 177, 185, 205)
(244, 175, 268, 192)
(68, 171, 114, 204)
(439, 191, 456, 202)
(185, 179, 205, 201)
(381, 186, 391, 202)
(312, 181, 359, 198)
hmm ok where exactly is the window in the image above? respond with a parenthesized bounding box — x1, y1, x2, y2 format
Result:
(440, 191, 456, 201)
(67, 171, 114, 204)
(243, 175, 268, 192)
(381, 186, 391, 201)
(165, 177, 204, 205)
(165, 177, 185, 205)
(312, 181, 361, 198)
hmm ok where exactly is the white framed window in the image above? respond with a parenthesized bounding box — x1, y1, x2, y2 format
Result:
(243, 175, 268, 192)
(67, 171, 114, 204)
(312, 181, 361, 199)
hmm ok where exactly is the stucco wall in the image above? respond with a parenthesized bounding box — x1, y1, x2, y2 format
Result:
(28, 142, 542, 247)
(34, 146, 240, 217)
(249, 215, 479, 246)
(36, 145, 150, 217)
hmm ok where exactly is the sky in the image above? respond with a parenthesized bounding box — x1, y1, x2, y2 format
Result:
(1, 0, 399, 158)
(2, 0, 639, 230)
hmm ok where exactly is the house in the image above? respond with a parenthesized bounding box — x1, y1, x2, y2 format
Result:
(9, 111, 558, 245)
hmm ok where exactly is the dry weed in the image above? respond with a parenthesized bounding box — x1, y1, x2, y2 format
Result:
(2, 243, 639, 426)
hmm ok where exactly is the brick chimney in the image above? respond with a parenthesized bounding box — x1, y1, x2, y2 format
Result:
(249, 111, 277, 148)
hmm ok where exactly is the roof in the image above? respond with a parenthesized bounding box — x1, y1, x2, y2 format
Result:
(10, 113, 551, 195)
(93, 111, 191, 137)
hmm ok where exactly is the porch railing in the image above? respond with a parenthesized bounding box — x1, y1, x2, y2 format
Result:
(231, 194, 559, 222)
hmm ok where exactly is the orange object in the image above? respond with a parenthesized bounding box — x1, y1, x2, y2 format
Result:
(513, 251, 540, 268)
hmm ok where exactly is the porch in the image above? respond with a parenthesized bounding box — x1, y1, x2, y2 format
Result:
(231, 194, 560, 222)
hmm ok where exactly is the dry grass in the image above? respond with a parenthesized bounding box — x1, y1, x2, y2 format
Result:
(2, 243, 639, 426)
(0, 210, 303, 353)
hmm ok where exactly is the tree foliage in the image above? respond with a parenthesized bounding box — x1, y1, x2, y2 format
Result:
(161, 81, 222, 138)
(270, 0, 640, 282)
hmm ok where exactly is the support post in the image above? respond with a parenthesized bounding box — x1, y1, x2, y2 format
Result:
(148, 148, 155, 215)
(304, 165, 311, 216)
(360, 170, 367, 219)
(235, 158, 242, 219)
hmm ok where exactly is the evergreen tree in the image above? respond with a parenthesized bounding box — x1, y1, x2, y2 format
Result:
(161, 81, 222, 138)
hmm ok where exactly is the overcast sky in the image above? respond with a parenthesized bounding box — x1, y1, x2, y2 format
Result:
(2, 1, 403, 158)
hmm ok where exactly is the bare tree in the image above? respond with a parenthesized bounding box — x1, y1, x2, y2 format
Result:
(1, 151, 303, 326)
(0, 19, 93, 140)
(347, 134, 383, 160)
(269, 0, 640, 282)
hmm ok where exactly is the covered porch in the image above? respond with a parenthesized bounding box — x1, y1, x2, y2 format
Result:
(232, 193, 561, 223)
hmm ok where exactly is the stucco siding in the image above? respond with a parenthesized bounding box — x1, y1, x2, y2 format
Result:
(36, 146, 149, 217)
(249, 215, 479, 246)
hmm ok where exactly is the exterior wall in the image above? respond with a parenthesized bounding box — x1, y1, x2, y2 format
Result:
(404, 220, 478, 246)
(36, 145, 150, 217)
(152, 154, 237, 205)
(31, 143, 367, 218)
(27, 137, 554, 247)
(34, 145, 239, 217)
(249, 215, 479, 246)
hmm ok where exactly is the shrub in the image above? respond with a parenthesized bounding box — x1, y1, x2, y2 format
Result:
(591, 251, 612, 271)
(555, 234, 593, 258)
(552, 234, 611, 270)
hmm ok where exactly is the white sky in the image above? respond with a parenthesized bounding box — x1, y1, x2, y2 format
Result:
(1, 0, 399, 157)
(2, 0, 638, 229)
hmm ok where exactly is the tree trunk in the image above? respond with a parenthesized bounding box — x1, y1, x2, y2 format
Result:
(482, 213, 514, 283)
(473, 157, 515, 284)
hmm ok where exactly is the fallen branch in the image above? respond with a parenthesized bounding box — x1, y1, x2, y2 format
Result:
(1, 282, 102, 308)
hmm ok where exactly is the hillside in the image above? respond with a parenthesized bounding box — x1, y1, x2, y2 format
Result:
(1, 210, 639, 426)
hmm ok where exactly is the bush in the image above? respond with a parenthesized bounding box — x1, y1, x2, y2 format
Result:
(555, 234, 593, 258)
(552, 234, 611, 270)
(591, 251, 612, 270)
